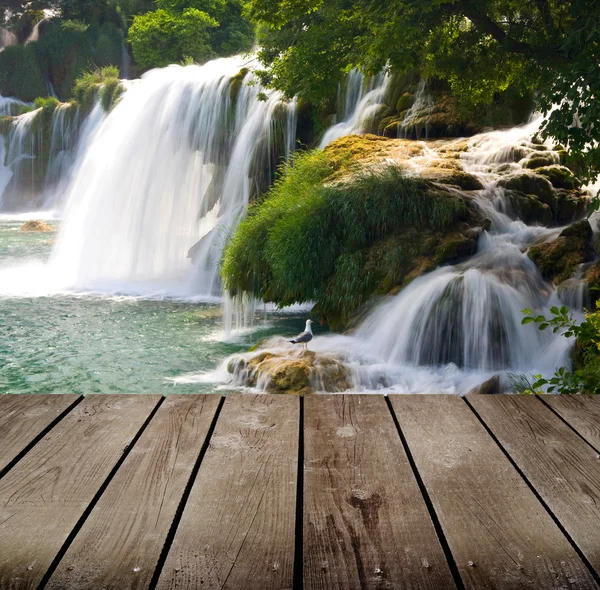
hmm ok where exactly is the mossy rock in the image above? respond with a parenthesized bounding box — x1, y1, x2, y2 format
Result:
(229, 68, 249, 103)
(523, 154, 557, 169)
(528, 221, 594, 284)
(498, 173, 554, 205)
(419, 167, 484, 191)
(435, 234, 478, 265)
(503, 190, 552, 225)
(396, 92, 414, 113)
(229, 344, 351, 394)
(554, 189, 589, 225)
(535, 165, 581, 190)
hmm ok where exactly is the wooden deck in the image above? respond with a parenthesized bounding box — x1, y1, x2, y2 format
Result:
(0, 394, 599, 589)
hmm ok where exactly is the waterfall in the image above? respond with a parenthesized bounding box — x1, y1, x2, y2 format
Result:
(319, 71, 391, 148)
(398, 80, 434, 139)
(0, 27, 17, 51)
(0, 99, 103, 211)
(48, 56, 297, 295)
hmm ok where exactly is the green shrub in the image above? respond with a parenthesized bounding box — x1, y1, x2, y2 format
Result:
(519, 305, 600, 394)
(0, 44, 46, 101)
(127, 8, 217, 70)
(222, 149, 467, 324)
(73, 65, 122, 111)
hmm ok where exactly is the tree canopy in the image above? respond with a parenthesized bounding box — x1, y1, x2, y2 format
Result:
(248, 0, 600, 181)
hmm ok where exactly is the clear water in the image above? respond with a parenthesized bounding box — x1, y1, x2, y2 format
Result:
(0, 219, 312, 394)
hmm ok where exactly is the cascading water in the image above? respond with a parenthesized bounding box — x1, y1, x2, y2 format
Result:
(0, 101, 103, 211)
(48, 56, 297, 295)
(319, 70, 390, 148)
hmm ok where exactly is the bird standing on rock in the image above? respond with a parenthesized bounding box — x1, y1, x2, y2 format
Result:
(289, 319, 313, 350)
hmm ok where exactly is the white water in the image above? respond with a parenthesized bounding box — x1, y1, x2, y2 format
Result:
(319, 70, 390, 148)
(46, 57, 296, 296)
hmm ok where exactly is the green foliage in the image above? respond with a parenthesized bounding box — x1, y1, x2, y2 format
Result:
(127, 8, 217, 70)
(0, 44, 47, 101)
(95, 22, 124, 67)
(73, 65, 122, 111)
(35, 19, 94, 99)
(33, 96, 60, 115)
(222, 149, 466, 324)
(248, 0, 600, 183)
(520, 304, 600, 394)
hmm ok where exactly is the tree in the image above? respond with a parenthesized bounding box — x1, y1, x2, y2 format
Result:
(128, 7, 217, 69)
(248, 0, 600, 182)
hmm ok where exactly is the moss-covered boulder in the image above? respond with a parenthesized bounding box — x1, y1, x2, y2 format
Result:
(528, 220, 594, 284)
(523, 154, 558, 169)
(503, 190, 553, 225)
(535, 165, 581, 190)
(226, 339, 351, 394)
(498, 172, 588, 225)
(498, 173, 555, 205)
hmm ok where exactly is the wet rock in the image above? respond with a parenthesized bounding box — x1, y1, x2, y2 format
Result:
(19, 220, 53, 232)
(498, 173, 554, 205)
(528, 220, 594, 284)
(227, 339, 351, 394)
(523, 154, 557, 169)
(435, 234, 478, 265)
(469, 375, 501, 394)
(503, 190, 552, 225)
(419, 167, 484, 191)
(535, 165, 581, 190)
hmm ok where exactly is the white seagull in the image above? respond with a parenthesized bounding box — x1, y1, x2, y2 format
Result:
(289, 319, 313, 350)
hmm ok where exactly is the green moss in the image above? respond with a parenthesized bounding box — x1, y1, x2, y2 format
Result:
(222, 148, 470, 327)
(73, 66, 121, 112)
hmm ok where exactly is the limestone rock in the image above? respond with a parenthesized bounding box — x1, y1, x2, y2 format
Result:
(19, 220, 53, 232)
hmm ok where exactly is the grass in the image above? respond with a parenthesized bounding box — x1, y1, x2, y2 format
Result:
(73, 65, 123, 112)
(222, 148, 467, 326)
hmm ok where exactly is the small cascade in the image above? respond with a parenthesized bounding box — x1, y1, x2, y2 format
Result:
(0, 100, 102, 211)
(0, 27, 17, 51)
(49, 56, 297, 295)
(25, 18, 48, 44)
(398, 80, 434, 139)
(319, 71, 390, 148)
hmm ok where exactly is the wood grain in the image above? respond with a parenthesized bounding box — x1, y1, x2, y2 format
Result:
(156, 394, 299, 590)
(468, 394, 600, 577)
(541, 395, 600, 452)
(0, 394, 161, 590)
(389, 394, 599, 590)
(303, 394, 455, 590)
(46, 395, 221, 590)
(0, 394, 80, 473)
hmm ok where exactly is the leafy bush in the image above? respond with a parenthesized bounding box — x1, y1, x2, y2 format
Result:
(0, 44, 46, 101)
(222, 149, 466, 325)
(520, 304, 600, 394)
(127, 8, 217, 70)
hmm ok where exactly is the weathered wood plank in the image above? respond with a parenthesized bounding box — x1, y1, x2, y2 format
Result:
(0, 394, 161, 590)
(541, 395, 600, 452)
(389, 394, 599, 590)
(0, 394, 80, 473)
(46, 395, 221, 590)
(303, 394, 455, 590)
(156, 394, 298, 590)
(468, 394, 600, 577)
